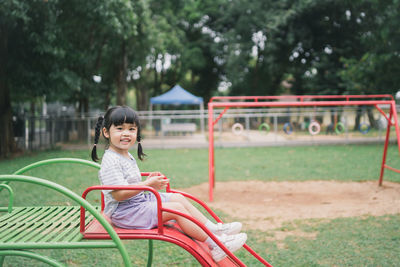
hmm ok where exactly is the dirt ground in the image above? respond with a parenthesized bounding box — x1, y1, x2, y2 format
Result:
(180, 180, 400, 232)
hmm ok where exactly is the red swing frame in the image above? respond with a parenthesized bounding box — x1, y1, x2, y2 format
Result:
(208, 94, 400, 201)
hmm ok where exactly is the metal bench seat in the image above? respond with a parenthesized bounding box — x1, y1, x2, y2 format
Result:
(0, 174, 132, 267)
(0, 206, 108, 249)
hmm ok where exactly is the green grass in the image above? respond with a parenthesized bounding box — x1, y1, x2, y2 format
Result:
(1, 144, 400, 266)
(139, 144, 400, 186)
(259, 215, 400, 267)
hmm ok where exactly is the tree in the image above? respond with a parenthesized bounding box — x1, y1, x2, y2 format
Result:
(339, 0, 400, 96)
(129, 0, 183, 110)
(0, 0, 62, 157)
(130, 0, 224, 109)
(55, 0, 145, 109)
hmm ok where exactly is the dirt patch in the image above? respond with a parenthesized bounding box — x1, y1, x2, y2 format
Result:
(179, 180, 400, 232)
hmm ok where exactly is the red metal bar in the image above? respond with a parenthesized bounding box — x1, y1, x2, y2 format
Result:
(384, 164, 400, 174)
(390, 101, 400, 154)
(210, 94, 393, 102)
(168, 189, 222, 223)
(242, 244, 272, 267)
(100, 192, 105, 211)
(209, 100, 394, 108)
(379, 108, 392, 186)
(208, 103, 215, 202)
(374, 104, 391, 123)
(168, 188, 273, 266)
(162, 207, 247, 267)
(213, 107, 230, 126)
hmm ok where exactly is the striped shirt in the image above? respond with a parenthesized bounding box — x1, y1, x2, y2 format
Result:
(99, 150, 143, 217)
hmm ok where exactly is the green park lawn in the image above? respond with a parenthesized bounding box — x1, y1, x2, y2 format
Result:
(0, 144, 399, 266)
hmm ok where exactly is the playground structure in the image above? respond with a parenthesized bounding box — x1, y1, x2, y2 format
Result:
(208, 95, 400, 201)
(0, 158, 272, 266)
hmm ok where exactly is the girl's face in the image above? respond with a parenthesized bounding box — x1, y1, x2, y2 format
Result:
(103, 122, 137, 156)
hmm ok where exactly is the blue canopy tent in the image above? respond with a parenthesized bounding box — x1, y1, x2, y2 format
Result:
(150, 85, 203, 105)
(149, 85, 205, 134)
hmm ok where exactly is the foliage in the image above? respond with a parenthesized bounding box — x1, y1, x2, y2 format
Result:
(1, 0, 61, 102)
(3, 0, 399, 106)
(339, 0, 400, 95)
(2, 0, 400, 157)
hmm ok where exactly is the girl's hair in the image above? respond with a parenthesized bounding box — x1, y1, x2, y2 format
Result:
(91, 106, 146, 162)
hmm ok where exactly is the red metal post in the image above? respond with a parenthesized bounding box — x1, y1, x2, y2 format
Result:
(208, 103, 215, 202)
(379, 106, 393, 186)
(390, 100, 400, 154)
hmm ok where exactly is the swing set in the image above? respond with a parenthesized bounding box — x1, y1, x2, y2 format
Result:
(208, 94, 400, 201)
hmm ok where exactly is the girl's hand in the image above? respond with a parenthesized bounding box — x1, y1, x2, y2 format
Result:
(148, 172, 162, 178)
(146, 172, 169, 190)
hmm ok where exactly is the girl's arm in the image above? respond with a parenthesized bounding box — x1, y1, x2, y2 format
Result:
(111, 174, 169, 201)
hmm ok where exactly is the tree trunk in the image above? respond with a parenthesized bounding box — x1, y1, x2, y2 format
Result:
(353, 106, 362, 131)
(160, 65, 164, 89)
(367, 107, 378, 129)
(77, 97, 89, 141)
(104, 88, 111, 110)
(28, 102, 36, 150)
(135, 83, 149, 111)
(116, 42, 127, 106)
(154, 64, 160, 95)
(0, 80, 16, 158)
(0, 24, 17, 158)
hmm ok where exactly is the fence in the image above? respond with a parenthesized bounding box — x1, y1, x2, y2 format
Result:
(14, 105, 396, 151)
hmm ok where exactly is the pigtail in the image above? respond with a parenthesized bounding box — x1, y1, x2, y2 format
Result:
(91, 116, 104, 162)
(136, 132, 146, 161)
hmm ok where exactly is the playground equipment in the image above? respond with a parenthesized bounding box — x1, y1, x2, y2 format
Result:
(283, 122, 293, 134)
(208, 95, 400, 202)
(359, 122, 371, 134)
(258, 123, 270, 134)
(335, 122, 345, 134)
(306, 106, 321, 135)
(0, 158, 272, 266)
(359, 107, 371, 134)
(308, 121, 321, 135)
(232, 123, 244, 135)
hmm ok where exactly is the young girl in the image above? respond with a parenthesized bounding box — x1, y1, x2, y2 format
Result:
(91, 106, 247, 262)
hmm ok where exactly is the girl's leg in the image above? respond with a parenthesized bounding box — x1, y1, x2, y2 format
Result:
(162, 202, 208, 242)
(169, 193, 208, 224)
(162, 197, 247, 258)
(168, 193, 242, 236)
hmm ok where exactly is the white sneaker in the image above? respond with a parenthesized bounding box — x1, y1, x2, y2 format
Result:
(210, 233, 247, 262)
(214, 222, 242, 236)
